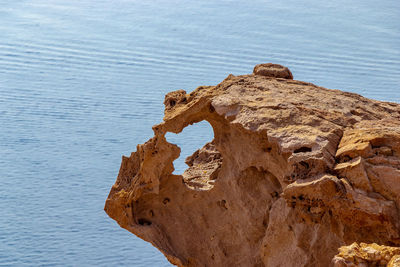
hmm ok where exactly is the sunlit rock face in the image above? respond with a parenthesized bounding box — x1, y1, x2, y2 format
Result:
(105, 64, 400, 267)
(332, 243, 400, 266)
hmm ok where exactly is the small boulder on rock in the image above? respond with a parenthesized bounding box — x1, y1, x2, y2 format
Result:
(253, 63, 293, 79)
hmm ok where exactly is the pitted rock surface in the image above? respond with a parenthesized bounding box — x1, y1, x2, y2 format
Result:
(105, 64, 400, 267)
(332, 243, 400, 267)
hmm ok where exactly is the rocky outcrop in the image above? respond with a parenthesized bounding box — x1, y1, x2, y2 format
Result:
(104, 64, 400, 267)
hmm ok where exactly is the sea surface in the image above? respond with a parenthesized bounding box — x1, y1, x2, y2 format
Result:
(0, 0, 399, 266)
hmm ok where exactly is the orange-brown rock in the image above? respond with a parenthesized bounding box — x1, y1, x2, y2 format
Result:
(253, 63, 293, 79)
(332, 242, 400, 266)
(104, 64, 400, 267)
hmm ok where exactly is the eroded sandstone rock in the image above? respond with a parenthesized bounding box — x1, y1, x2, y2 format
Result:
(332, 242, 400, 266)
(105, 64, 400, 267)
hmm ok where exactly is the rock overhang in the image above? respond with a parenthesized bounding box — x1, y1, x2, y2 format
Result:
(105, 63, 400, 267)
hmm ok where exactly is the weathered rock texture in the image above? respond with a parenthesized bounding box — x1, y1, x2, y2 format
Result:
(332, 243, 400, 266)
(105, 64, 400, 267)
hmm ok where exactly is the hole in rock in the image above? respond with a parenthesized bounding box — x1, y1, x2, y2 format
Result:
(137, 218, 152, 226)
(165, 120, 216, 175)
(294, 146, 312, 153)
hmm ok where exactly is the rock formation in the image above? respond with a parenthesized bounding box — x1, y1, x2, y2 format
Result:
(105, 64, 400, 267)
(332, 243, 400, 266)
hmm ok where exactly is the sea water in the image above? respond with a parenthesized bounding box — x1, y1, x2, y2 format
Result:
(0, 0, 399, 266)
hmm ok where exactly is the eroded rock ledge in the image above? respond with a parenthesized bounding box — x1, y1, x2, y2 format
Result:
(105, 64, 400, 267)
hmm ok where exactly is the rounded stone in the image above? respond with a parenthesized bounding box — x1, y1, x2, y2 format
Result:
(253, 63, 293, 79)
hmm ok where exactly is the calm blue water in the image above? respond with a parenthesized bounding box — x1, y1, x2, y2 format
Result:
(0, 0, 399, 266)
